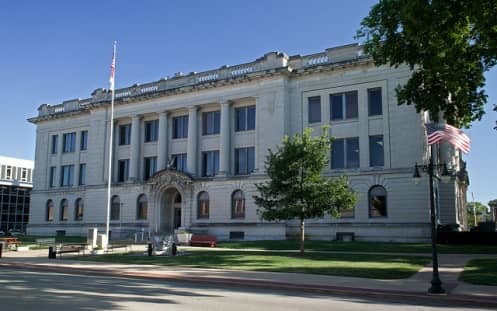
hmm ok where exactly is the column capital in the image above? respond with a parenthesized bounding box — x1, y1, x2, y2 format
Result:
(187, 105, 199, 112)
(159, 111, 169, 117)
(220, 100, 233, 106)
(131, 114, 142, 121)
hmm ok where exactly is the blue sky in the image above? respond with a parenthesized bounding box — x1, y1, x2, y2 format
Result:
(0, 0, 495, 205)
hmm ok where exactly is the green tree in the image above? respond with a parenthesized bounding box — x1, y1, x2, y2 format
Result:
(254, 128, 358, 255)
(466, 201, 489, 226)
(488, 199, 497, 210)
(356, 0, 497, 128)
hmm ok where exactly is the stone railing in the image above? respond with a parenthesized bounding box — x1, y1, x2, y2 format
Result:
(36, 44, 365, 118)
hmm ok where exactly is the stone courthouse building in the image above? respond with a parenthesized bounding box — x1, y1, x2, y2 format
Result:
(27, 43, 468, 241)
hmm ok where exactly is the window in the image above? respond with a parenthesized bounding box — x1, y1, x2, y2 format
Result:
(119, 124, 131, 145)
(369, 185, 387, 217)
(171, 154, 187, 172)
(60, 199, 69, 221)
(368, 87, 382, 116)
(137, 194, 148, 220)
(49, 167, 56, 188)
(331, 138, 359, 169)
(46, 200, 54, 221)
(62, 132, 76, 153)
(144, 120, 159, 142)
(80, 130, 88, 151)
(144, 157, 157, 180)
(21, 168, 28, 182)
(235, 147, 255, 175)
(201, 151, 219, 177)
(229, 231, 245, 240)
(75, 198, 84, 221)
(60, 165, 74, 187)
(197, 191, 209, 219)
(308, 96, 321, 123)
(330, 91, 358, 120)
(202, 111, 221, 135)
(111, 196, 120, 220)
(369, 135, 384, 167)
(117, 159, 129, 182)
(231, 190, 245, 218)
(79, 163, 86, 185)
(172, 116, 189, 139)
(5, 166, 12, 180)
(235, 106, 256, 131)
(51, 135, 58, 154)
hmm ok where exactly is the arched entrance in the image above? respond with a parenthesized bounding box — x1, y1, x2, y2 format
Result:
(148, 169, 194, 234)
(159, 188, 182, 233)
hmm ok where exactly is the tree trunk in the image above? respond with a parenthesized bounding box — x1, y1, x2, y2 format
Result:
(299, 218, 305, 256)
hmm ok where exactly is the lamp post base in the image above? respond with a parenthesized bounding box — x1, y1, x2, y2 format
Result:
(428, 279, 445, 294)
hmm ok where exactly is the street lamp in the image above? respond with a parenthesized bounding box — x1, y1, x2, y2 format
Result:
(412, 159, 451, 294)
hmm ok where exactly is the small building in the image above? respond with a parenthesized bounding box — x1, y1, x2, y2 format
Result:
(27, 43, 468, 241)
(0, 156, 34, 233)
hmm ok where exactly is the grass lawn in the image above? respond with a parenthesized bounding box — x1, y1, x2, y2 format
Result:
(76, 249, 430, 279)
(217, 240, 497, 254)
(460, 259, 497, 286)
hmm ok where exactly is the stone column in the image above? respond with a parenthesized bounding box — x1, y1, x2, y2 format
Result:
(186, 106, 198, 176)
(219, 101, 231, 176)
(157, 111, 168, 171)
(129, 115, 141, 181)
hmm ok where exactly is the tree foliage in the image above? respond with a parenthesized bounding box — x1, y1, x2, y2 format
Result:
(466, 201, 489, 226)
(357, 0, 497, 128)
(488, 199, 497, 208)
(254, 128, 357, 254)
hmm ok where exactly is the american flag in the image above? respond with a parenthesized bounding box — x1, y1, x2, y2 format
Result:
(425, 123, 470, 153)
(109, 42, 116, 91)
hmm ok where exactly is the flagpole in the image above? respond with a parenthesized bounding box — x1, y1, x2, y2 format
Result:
(105, 41, 117, 245)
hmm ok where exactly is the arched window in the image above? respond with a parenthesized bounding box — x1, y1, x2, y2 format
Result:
(137, 194, 148, 220)
(369, 185, 387, 217)
(60, 199, 69, 221)
(197, 191, 209, 219)
(231, 190, 245, 219)
(111, 195, 120, 220)
(46, 200, 54, 221)
(75, 198, 84, 221)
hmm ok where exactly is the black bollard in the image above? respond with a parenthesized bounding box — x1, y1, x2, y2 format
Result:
(147, 243, 153, 256)
(172, 243, 177, 256)
(48, 246, 56, 259)
(0, 242, 3, 258)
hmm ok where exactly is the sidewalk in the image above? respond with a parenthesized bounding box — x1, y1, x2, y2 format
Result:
(1, 248, 496, 307)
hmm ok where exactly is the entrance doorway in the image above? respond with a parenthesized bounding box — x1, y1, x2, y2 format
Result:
(160, 188, 182, 233)
(173, 193, 182, 229)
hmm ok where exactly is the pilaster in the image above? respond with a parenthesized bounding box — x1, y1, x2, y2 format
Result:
(186, 106, 198, 176)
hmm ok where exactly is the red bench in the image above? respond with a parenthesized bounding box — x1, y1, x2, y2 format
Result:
(190, 235, 217, 247)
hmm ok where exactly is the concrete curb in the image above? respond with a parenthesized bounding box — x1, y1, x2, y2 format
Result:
(1, 261, 496, 308)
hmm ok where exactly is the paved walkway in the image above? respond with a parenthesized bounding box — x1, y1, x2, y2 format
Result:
(1, 247, 496, 307)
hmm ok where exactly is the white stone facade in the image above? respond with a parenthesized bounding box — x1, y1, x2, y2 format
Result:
(27, 44, 468, 241)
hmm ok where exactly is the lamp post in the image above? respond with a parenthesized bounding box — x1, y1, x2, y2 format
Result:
(413, 156, 451, 294)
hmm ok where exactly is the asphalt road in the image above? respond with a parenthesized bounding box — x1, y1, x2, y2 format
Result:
(0, 268, 492, 311)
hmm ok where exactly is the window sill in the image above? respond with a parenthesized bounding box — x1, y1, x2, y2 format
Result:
(329, 118, 359, 124)
(234, 130, 256, 134)
(172, 137, 188, 141)
(368, 115, 383, 119)
(144, 141, 158, 144)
